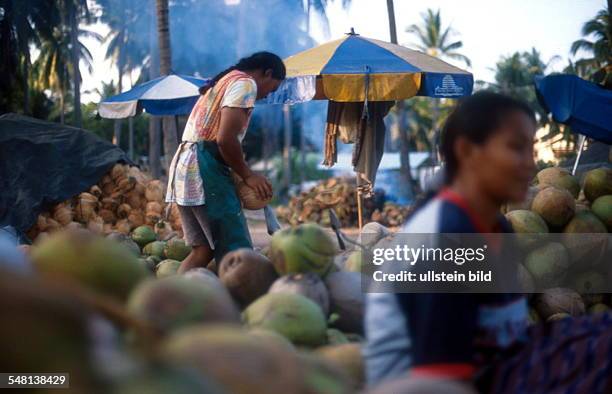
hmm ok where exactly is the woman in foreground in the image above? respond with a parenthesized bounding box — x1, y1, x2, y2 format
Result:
(364, 91, 612, 393)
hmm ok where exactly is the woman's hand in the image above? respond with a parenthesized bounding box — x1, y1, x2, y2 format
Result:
(245, 173, 273, 200)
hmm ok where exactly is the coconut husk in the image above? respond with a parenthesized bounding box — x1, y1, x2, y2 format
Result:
(89, 185, 102, 198)
(110, 163, 128, 181)
(115, 219, 131, 235)
(87, 215, 104, 234)
(154, 220, 173, 240)
(145, 180, 164, 202)
(117, 203, 131, 219)
(128, 212, 145, 228)
(98, 209, 116, 224)
(125, 192, 142, 209)
(146, 201, 163, 215)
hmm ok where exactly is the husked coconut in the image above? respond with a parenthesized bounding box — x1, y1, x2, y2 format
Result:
(269, 273, 330, 315)
(536, 167, 580, 198)
(218, 249, 278, 307)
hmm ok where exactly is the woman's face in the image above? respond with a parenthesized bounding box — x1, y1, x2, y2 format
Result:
(254, 69, 282, 99)
(460, 110, 537, 203)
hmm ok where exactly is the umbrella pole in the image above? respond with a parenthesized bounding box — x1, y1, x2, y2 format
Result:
(356, 174, 363, 230)
(572, 134, 586, 176)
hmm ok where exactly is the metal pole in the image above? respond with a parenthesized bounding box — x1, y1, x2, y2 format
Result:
(572, 134, 587, 176)
(283, 104, 292, 198)
(128, 117, 134, 161)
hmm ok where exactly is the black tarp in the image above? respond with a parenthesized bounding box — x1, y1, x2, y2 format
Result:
(0, 114, 132, 234)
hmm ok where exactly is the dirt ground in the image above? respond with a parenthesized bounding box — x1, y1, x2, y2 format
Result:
(244, 209, 363, 249)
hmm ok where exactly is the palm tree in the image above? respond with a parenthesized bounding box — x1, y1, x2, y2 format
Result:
(570, 7, 611, 86)
(34, 24, 100, 124)
(406, 8, 471, 67)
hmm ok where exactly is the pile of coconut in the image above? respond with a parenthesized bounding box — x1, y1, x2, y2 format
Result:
(9, 220, 390, 393)
(276, 177, 412, 228)
(504, 166, 612, 322)
(26, 163, 182, 242)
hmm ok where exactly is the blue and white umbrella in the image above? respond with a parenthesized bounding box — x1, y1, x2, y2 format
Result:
(98, 74, 210, 119)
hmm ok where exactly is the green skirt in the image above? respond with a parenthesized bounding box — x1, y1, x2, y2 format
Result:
(196, 141, 252, 261)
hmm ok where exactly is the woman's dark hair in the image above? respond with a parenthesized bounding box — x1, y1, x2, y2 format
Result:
(440, 91, 536, 184)
(199, 51, 286, 95)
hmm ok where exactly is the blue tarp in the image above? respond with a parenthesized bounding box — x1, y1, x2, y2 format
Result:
(535, 74, 612, 144)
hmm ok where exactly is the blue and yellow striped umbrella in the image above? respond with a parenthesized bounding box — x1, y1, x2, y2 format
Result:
(274, 31, 473, 103)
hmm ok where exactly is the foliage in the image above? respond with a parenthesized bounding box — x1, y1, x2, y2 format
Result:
(570, 7, 611, 87)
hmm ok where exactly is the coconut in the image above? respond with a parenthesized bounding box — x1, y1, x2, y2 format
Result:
(162, 325, 303, 394)
(248, 328, 295, 353)
(531, 187, 575, 228)
(325, 271, 365, 334)
(588, 303, 610, 314)
(523, 242, 570, 287)
(131, 225, 156, 248)
(366, 376, 477, 394)
(546, 312, 571, 322)
(30, 230, 148, 301)
(316, 343, 364, 390)
(183, 268, 228, 295)
(571, 271, 606, 294)
(505, 210, 548, 234)
(359, 222, 391, 248)
(145, 180, 165, 202)
(128, 212, 146, 228)
(536, 167, 580, 198)
(143, 241, 166, 259)
(327, 328, 350, 345)
(117, 203, 131, 219)
(591, 195, 612, 231)
(138, 257, 158, 272)
(156, 259, 181, 278)
(269, 223, 337, 277)
(243, 293, 327, 347)
(562, 211, 607, 265)
(115, 219, 131, 235)
(98, 209, 117, 224)
(128, 277, 239, 333)
(154, 220, 174, 240)
(87, 215, 105, 234)
(105, 233, 141, 257)
(583, 167, 612, 202)
(297, 352, 353, 394)
(232, 172, 272, 210)
(164, 238, 191, 261)
(218, 248, 277, 307)
(269, 273, 330, 316)
(53, 204, 73, 226)
(534, 288, 585, 320)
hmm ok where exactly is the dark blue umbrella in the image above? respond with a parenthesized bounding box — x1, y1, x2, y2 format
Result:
(535, 74, 612, 144)
(98, 74, 210, 118)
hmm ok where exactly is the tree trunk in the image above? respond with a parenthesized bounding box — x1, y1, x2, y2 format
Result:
(156, 0, 177, 172)
(128, 117, 134, 160)
(113, 55, 124, 147)
(23, 58, 30, 115)
(70, 3, 82, 128)
(386, 0, 415, 198)
(60, 92, 65, 124)
(148, 0, 161, 178)
(283, 104, 292, 199)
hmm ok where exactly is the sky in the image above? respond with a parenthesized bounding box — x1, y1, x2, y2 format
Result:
(81, 0, 606, 103)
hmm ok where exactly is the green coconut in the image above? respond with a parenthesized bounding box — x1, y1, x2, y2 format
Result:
(137, 257, 157, 273)
(505, 210, 549, 250)
(248, 328, 295, 353)
(156, 259, 181, 278)
(269, 273, 330, 316)
(127, 277, 239, 334)
(524, 242, 570, 287)
(536, 167, 580, 198)
(243, 293, 327, 347)
(218, 248, 278, 308)
(143, 241, 166, 259)
(344, 251, 366, 273)
(359, 222, 391, 248)
(534, 287, 585, 320)
(316, 343, 364, 390)
(531, 187, 576, 229)
(31, 230, 148, 301)
(588, 303, 610, 315)
(571, 271, 606, 294)
(106, 232, 141, 256)
(183, 267, 226, 293)
(269, 223, 337, 277)
(591, 195, 612, 231)
(583, 167, 612, 203)
(131, 226, 157, 248)
(162, 325, 303, 394)
(562, 211, 608, 265)
(164, 238, 191, 261)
